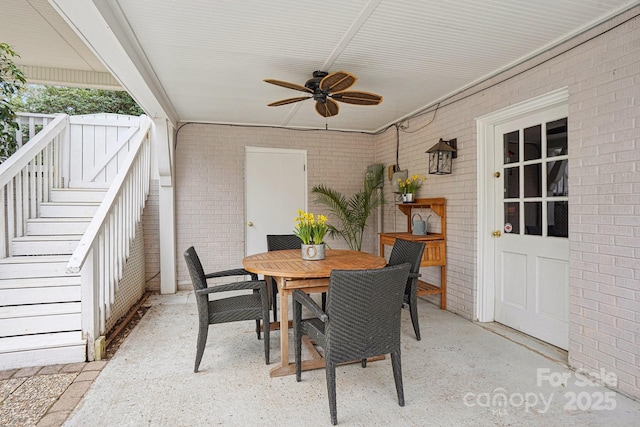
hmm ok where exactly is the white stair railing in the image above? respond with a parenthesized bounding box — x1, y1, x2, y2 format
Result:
(66, 116, 151, 357)
(0, 114, 69, 258)
(0, 113, 57, 162)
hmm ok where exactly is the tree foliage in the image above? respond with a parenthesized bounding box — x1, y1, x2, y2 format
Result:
(1, 43, 26, 159)
(10, 85, 144, 116)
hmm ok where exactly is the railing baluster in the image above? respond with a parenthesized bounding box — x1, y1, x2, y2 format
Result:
(98, 230, 106, 333)
(15, 169, 23, 237)
(109, 210, 116, 306)
(7, 180, 15, 253)
(29, 156, 36, 219)
(0, 186, 5, 258)
(41, 147, 48, 208)
(22, 166, 29, 232)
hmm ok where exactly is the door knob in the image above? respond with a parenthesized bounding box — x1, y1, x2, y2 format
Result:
(247, 221, 254, 227)
(492, 230, 502, 237)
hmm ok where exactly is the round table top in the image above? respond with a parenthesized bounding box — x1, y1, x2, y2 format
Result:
(243, 249, 386, 279)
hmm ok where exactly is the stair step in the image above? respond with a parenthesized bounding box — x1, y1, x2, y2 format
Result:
(0, 331, 84, 353)
(39, 202, 99, 218)
(0, 301, 81, 318)
(0, 256, 72, 279)
(50, 188, 106, 203)
(0, 284, 81, 305)
(0, 276, 81, 289)
(0, 332, 86, 370)
(11, 235, 81, 256)
(68, 181, 110, 189)
(0, 302, 81, 336)
(26, 218, 91, 236)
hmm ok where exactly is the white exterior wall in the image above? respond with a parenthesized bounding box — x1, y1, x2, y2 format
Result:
(174, 125, 375, 287)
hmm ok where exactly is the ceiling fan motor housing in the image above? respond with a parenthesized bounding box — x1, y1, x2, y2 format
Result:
(305, 71, 328, 91)
(306, 71, 330, 102)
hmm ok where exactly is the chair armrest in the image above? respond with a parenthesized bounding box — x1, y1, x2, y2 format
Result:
(205, 268, 258, 280)
(196, 280, 266, 295)
(408, 272, 421, 279)
(293, 290, 328, 322)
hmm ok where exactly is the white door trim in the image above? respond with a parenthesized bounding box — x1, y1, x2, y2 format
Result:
(475, 87, 568, 322)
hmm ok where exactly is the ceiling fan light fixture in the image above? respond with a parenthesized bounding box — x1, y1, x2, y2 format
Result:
(265, 70, 382, 118)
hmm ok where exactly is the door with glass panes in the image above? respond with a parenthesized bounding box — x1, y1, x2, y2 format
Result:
(494, 104, 569, 350)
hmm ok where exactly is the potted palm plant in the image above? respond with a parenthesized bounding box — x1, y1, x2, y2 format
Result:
(312, 164, 384, 251)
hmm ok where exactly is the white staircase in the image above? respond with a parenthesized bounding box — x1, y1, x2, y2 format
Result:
(0, 113, 151, 370)
(0, 188, 106, 368)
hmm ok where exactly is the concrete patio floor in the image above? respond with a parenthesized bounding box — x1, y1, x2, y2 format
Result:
(63, 291, 640, 426)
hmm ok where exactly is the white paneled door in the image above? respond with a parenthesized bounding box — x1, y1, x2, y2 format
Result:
(245, 147, 307, 256)
(493, 105, 569, 350)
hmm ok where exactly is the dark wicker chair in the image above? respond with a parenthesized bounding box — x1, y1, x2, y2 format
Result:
(266, 234, 327, 321)
(293, 263, 411, 425)
(387, 238, 426, 340)
(266, 234, 302, 322)
(183, 246, 270, 373)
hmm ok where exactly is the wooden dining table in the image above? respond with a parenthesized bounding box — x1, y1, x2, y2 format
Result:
(243, 248, 387, 377)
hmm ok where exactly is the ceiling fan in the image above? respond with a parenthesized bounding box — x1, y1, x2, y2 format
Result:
(264, 70, 383, 118)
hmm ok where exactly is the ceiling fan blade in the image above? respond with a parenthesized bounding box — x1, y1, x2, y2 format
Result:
(315, 98, 339, 117)
(264, 79, 313, 93)
(268, 96, 311, 107)
(319, 71, 357, 93)
(331, 91, 383, 106)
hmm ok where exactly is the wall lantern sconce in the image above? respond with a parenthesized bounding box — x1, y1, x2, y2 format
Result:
(426, 138, 457, 175)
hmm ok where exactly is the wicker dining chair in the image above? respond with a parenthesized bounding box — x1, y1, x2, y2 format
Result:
(293, 263, 411, 425)
(183, 246, 270, 373)
(387, 238, 426, 340)
(266, 234, 327, 321)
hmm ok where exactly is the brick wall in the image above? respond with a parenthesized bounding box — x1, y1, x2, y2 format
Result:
(143, 179, 160, 291)
(567, 11, 640, 399)
(174, 125, 375, 287)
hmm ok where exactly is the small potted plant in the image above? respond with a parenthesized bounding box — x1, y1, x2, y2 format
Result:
(397, 174, 426, 202)
(293, 210, 328, 260)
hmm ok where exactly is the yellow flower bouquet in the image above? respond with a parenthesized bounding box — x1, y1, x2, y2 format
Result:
(293, 210, 328, 244)
(397, 174, 426, 194)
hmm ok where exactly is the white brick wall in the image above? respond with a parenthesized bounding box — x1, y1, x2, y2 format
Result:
(162, 6, 640, 399)
(174, 125, 375, 287)
(567, 10, 640, 399)
(143, 180, 160, 291)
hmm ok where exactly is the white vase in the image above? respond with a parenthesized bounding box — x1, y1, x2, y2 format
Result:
(402, 193, 414, 203)
(301, 243, 326, 260)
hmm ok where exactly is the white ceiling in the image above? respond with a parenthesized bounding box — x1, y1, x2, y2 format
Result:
(2, 0, 639, 132)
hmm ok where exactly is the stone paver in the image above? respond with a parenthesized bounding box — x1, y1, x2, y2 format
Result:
(0, 361, 107, 427)
(47, 392, 82, 413)
(74, 370, 100, 382)
(83, 360, 107, 371)
(36, 411, 71, 427)
(13, 366, 41, 378)
(0, 370, 18, 381)
(37, 365, 65, 375)
(60, 363, 86, 374)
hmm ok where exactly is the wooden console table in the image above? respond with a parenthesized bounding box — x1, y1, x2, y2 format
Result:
(379, 197, 446, 309)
